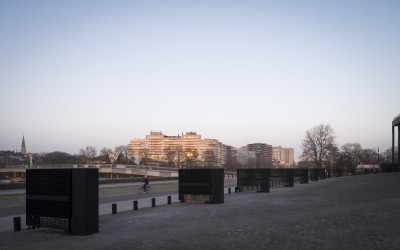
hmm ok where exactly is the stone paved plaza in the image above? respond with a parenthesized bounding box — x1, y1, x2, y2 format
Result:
(1, 173, 400, 250)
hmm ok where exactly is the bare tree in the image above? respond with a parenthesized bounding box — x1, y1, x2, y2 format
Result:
(360, 148, 378, 164)
(174, 146, 185, 167)
(164, 147, 176, 167)
(204, 149, 218, 167)
(382, 147, 398, 163)
(339, 143, 363, 171)
(79, 146, 97, 159)
(139, 148, 150, 165)
(301, 124, 337, 168)
(100, 147, 113, 156)
(325, 145, 339, 173)
(115, 145, 130, 164)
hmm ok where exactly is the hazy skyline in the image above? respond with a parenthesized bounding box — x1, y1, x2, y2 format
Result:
(1, 0, 399, 159)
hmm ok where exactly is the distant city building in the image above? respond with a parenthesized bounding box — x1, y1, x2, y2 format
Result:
(128, 131, 226, 167)
(0, 150, 26, 166)
(21, 136, 26, 155)
(246, 143, 273, 168)
(272, 146, 295, 167)
(128, 132, 296, 169)
(236, 149, 256, 167)
(108, 152, 121, 164)
(224, 146, 237, 168)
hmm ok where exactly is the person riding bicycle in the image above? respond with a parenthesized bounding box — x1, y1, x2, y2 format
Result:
(142, 177, 149, 192)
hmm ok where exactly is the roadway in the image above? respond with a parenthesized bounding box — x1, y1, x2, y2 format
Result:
(0, 180, 178, 195)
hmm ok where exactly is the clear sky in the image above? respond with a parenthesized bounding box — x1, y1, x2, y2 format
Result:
(1, 0, 399, 158)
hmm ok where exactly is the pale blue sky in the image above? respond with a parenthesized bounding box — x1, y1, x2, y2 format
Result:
(1, 0, 399, 158)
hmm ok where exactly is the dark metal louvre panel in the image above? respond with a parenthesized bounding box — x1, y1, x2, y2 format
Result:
(179, 169, 224, 203)
(26, 169, 71, 196)
(309, 168, 319, 181)
(26, 169, 72, 230)
(26, 216, 69, 230)
(26, 200, 70, 218)
(179, 169, 211, 183)
(179, 169, 212, 195)
(237, 168, 257, 187)
(294, 168, 309, 183)
(270, 168, 287, 178)
(179, 185, 210, 194)
(237, 168, 270, 192)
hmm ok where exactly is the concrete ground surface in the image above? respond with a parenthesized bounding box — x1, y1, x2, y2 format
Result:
(0, 179, 237, 232)
(1, 173, 400, 250)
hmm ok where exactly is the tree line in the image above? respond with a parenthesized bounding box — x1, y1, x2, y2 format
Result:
(301, 124, 398, 172)
(32, 145, 132, 165)
(26, 124, 398, 169)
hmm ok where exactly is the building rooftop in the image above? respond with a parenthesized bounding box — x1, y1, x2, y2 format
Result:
(393, 114, 400, 126)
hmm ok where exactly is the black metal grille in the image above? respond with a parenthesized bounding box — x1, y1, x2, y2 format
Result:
(26, 169, 72, 230)
(26, 216, 70, 230)
(179, 169, 224, 203)
(237, 168, 270, 192)
(293, 168, 309, 183)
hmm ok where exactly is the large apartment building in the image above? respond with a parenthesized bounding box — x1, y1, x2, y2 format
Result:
(246, 143, 273, 168)
(128, 131, 226, 167)
(272, 146, 295, 167)
(128, 132, 295, 169)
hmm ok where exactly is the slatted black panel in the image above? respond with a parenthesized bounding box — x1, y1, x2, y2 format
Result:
(71, 168, 99, 235)
(270, 168, 287, 180)
(26, 169, 71, 196)
(309, 168, 320, 181)
(26, 216, 69, 230)
(25, 168, 98, 235)
(26, 200, 70, 218)
(26, 169, 71, 230)
(237, 168, 270, 192)
(179, 169, 224, 203)
(294, 168, 309, 183)
(179, 169, 211, 196)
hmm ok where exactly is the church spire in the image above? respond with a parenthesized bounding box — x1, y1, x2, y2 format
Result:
(21, 135, 26, 154)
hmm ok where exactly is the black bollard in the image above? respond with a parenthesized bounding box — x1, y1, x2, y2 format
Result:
(167, 196, 172, 205)
(13, 217, 21, 232)
(112, 203, 117, 214)
(133, 200, 138, 211)
(228, 187, 231, 194)
(152, 198, 156, 207)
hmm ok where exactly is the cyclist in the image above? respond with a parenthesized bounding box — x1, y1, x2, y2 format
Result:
(142, 177, 149, 192)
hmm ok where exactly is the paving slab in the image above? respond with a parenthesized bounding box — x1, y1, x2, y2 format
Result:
(1, 173, 400, 250)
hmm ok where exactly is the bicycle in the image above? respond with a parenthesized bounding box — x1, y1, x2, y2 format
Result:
(138, 185, 150, 194)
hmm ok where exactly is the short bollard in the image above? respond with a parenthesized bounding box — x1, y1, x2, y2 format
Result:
(14, 217, 21, 232)
(228, 187, 231, 194)
(133, 200, 138, 211)
(167, 196, 172, 205)
(152, 198, 156, 207)
(112, 203, 117, 214)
